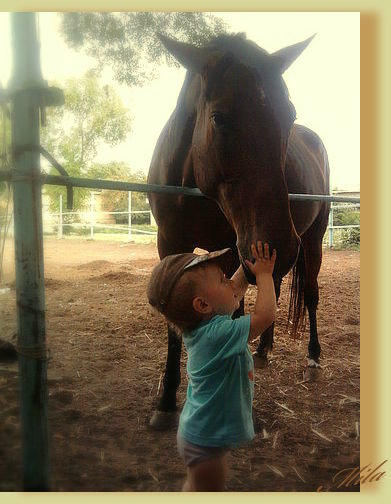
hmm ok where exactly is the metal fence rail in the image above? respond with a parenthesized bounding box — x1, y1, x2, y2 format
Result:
(0, 170, 361, 204)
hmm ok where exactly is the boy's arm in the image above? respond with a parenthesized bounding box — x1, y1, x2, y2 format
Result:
(244, 242, 277, 341)
(230, 265, 249, 302)
(248, 272, 276, 341)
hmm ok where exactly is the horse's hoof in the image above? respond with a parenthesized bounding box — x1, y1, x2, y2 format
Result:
(149, 410, 179, 431)
(0, 340, 18, 362)
(304, 366, 321, 382)
(307, 358, 321, 369)
(253, 353, 269, 369)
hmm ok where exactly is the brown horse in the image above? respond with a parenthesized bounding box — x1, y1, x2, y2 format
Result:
(147, 33, 330, 429)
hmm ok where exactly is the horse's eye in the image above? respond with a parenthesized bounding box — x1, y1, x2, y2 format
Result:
(211, 112, 228, 129)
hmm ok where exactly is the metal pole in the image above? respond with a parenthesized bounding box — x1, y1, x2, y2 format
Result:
(328, 205, 334, 248)
(128, 191, 132, 241)
(10, 12, 50, 490)
(10, 208, 14, 238)
(90, 192, 95, 239)
(58, 193, 63, 239)
(0, 170, 361, 204)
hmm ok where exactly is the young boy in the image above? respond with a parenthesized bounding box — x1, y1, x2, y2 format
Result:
(147, 241, 277, 491)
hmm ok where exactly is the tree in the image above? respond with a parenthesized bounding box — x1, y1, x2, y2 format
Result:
(60, 12, 228, 86)
(41, 72, 131, 212)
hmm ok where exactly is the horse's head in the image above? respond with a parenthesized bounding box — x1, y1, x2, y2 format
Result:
(159, 33, 314, 282)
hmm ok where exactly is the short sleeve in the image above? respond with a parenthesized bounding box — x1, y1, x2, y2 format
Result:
(208, 315, 251, 359)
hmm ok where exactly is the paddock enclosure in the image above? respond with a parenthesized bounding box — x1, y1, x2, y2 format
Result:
(0, 238, 359, 492)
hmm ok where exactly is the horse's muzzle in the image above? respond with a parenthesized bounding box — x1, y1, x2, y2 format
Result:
(238, 236, 300, 285)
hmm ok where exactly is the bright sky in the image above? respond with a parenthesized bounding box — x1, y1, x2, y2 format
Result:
(0, 12, 360, 190)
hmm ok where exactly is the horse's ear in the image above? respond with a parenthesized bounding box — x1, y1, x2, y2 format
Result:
(157, 33, 208, 72)
(270, 34, 316, 74)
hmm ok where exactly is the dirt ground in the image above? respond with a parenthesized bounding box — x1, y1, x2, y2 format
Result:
(0, 238, 360, 492)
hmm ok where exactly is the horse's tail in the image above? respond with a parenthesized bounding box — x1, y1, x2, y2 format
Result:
(288, 245, 306, 338)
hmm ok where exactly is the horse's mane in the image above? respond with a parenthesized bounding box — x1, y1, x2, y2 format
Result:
(206, 32, 270, 69)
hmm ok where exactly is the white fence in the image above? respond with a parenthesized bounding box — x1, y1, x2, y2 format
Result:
(3, 192, 360, 247)
(51, 192, 156, 241)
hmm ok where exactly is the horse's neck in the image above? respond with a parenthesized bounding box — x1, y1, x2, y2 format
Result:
(154, 71, 200, 187)
(286, 124, 330, 195)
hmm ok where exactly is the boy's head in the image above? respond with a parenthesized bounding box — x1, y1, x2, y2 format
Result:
(147, 248, 239, 332)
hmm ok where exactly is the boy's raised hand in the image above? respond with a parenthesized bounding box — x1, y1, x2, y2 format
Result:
(246, 242, 277, 340)
(245, 241, 277, 278)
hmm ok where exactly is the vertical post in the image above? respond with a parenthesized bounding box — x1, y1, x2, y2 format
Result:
(58, 193, 63, 239)
(10, 208, 14, 238)
(128, 191, 132, 241)
(10, 12, 50, 490)
(90, 191, 94, 239)
(328, 204, 334, 248)
(150, 209, 156, 227)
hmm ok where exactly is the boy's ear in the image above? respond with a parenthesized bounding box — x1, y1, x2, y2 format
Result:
(193, 296, 212, 314)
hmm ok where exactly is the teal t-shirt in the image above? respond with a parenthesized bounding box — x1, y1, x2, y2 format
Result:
(178, 314, 255, 448)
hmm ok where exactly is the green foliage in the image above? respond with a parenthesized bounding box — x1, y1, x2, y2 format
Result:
(60, 12, 228, 86)
(41, 73, 131, 212)
(133, 224, 158, 233)
(341, 228, 360, 248)
(333, 207, 360, 226)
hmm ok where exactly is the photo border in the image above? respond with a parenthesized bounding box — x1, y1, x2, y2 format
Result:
(2, 1, 390, 501)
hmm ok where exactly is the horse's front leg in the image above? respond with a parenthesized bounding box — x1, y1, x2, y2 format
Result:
(253, 324, 274, 368)
(232, 298, 245, 320)
(149, 324, 182, 430)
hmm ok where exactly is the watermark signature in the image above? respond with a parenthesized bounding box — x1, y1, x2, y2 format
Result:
(317, 460, 387, 491)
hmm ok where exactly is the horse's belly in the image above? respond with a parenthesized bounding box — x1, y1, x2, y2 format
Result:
(290, 201, 324, 236)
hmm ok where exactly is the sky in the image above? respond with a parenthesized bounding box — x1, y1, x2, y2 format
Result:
(0, 12, 360, 190)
